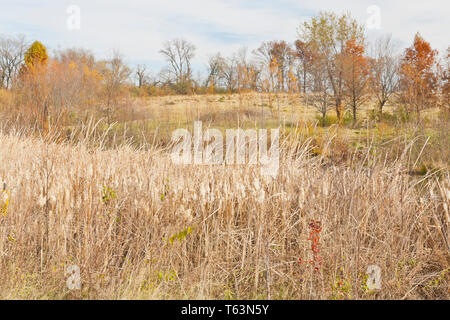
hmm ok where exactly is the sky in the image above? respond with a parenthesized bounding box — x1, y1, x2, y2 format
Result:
(0, 0, 449, 74)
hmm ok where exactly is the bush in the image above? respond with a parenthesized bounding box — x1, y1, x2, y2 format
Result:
(393, 105, 411, 123)
(0, 89, 14, 111)
(315, 114, 339, 127)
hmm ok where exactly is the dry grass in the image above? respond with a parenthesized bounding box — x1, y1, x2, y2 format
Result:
(0, 120, 448, 299)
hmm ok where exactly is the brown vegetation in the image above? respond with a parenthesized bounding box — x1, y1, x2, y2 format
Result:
(0, 10, 448, 299)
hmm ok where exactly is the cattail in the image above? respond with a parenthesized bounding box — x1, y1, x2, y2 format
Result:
(38, 194, 46, 207)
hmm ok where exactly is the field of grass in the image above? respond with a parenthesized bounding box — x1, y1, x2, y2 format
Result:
(0, 93, 448, 299)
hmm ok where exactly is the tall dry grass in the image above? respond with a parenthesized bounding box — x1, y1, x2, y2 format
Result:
(0, 123, 448, 299)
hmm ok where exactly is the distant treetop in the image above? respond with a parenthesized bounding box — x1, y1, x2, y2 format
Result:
(24, 41, 48, 68)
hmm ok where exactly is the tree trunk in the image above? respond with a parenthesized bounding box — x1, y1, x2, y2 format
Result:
(416, 104, 421, 125)
(378, 101, 385, 122)
(335, 99, 342, 121)
(303, 68, 307, 94)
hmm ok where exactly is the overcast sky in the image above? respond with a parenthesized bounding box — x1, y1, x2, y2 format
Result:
(0, 0, 449, 73)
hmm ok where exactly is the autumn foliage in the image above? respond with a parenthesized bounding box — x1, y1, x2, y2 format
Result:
(0, 11, 448, 300)
(0, 11, 448, 130)
(400, 33, 439, 122)
(24, 40, 48, 68)
(16, 42, 104, 131)
(341, 38, 371, 122)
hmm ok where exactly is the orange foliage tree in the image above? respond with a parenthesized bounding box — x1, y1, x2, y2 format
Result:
(341, 38, 371, 123)
(18, 44, 103, 130)
(399, 33, 439, 123)
(269, 41, 294, 92)
(299, 11, 365, 121)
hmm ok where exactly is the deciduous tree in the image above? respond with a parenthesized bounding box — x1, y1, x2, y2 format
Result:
(309, 52, 332, 126)
(441, 46, 450, 112)
(24, 40, 48, 68)
(204, 52, 224, 91)
(135, 64, 148, 88)
(98, 51, 131, 124)
(0, 35, 27, 89)
(254, 41, 293, 92)
(341, 38, 370, 123)
(368, 35, 399, 119)
(159, 38, 195, 93)
(299, 11, 365, 120)
(294, 40, 315, 93)
(399, 33, 439, 123)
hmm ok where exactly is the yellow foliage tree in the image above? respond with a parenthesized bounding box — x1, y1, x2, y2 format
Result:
(24, 41, 48, 68)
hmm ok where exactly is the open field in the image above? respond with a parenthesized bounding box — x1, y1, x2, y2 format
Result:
(19, 92, 443, 167)
(0, 93, 448, 299)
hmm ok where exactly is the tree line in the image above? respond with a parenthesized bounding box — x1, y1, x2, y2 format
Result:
(0, 11, 449, 129)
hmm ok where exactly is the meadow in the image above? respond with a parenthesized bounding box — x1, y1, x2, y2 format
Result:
(0, 92, 448, 299)
(0, 11, 448, 298)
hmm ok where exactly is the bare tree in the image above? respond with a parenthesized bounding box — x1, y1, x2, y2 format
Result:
(246, 62, 261, 91)
(98, 50, 131, 124)
(254, 41, 294, 91)
(254, 41, 274, 69)
(235, 46, 261, 91)
(0, 34, 27, 89)
(204, 52, 224, 89)
(369, 35, 399, 119)
(220, 55, 238, 93)
(159, 38, 195, 92)
(254, 42, 278, 91)
(270, 41, 294, 91)
(254, 43, 281, 95)
(309, 54, 333, 126)
(294, 40, 315, 93)
(135, 64, 148, 88)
